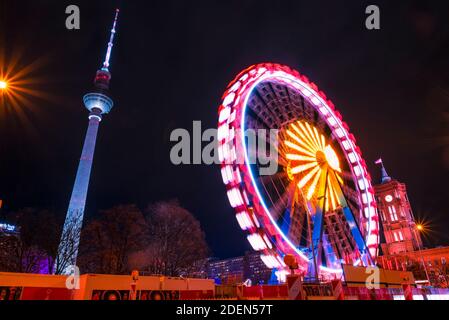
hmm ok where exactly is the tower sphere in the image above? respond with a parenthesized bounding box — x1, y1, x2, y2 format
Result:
(83, 92, 114, 115)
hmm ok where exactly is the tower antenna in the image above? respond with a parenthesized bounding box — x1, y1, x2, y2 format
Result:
(102, 9, 120, 71)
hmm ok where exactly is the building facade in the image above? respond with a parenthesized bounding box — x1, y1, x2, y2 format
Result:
(374, 161, 449, 287)
(374, 165, 422, 256)
(202, 252, 273, 285)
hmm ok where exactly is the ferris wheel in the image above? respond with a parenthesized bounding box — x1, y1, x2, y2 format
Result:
(218, 63, 379, 280)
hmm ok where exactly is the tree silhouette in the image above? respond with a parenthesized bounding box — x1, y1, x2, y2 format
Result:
(0, 208, 61, 274)
(128, 200, 209, 277)
(78, 204, 147, 275)
(54, 210, 82, 275)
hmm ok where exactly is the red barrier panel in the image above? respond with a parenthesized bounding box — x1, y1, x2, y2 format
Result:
(375, 288, 393, 300)
(357, 287, 371, 300)
(240, 285, 289, 299)
(262, 285, 286, 298)
(21, 287, 73, 300)
(331, 280, 345, 300)
(286, 276, 303, 300)
(179, 290, 214, 300)
(242, 286, 262, 298)
(402, 284, 413, 300)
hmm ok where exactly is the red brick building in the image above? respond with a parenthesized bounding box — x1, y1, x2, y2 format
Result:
(374, 162, 449, 287)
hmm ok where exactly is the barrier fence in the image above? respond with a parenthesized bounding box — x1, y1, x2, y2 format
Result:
(219, 284, 449, 300)
(1, 271, 449, 300)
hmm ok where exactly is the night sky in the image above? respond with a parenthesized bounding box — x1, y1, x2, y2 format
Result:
(1, 0, 448, 259)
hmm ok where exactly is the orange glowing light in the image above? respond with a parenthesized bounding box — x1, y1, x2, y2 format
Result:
(0, 48, 53, 135)
(416, 224, 424, 232)
(283, 120, 343, 211)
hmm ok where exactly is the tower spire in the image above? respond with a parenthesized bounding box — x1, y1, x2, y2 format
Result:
(102, 9, 120, 71)
(375, 158, 391, 184)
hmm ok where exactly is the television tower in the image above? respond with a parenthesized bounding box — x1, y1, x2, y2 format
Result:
(56, 9, 120, 273)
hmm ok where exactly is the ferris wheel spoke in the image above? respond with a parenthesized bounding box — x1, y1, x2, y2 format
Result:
(245, 115, 271, 132)
(254, 88, 283, 128)
(285, 154, 317, 162)
(307, 172, 329, 278)
(287, 125, 318, 154)
(284, 140, 316, 158)
(319, 134, 326, 150)
(291, 162, 318, 175)
(277, 157, 288, 168)
(296, 122, 321, 152)
(288, 194, 310, 248)
(315, 114, 328, 133)
(326, 174, 338, 212)
(254, 130, 287, 169)
(254, 127, 277, 145)
(305, 168, 321, 200)
(341, 184, 361, 206)
(277, 146, 290, 168)
(290, 122, 319, 152)
(330, 133, 339, 144)
(314, 127, 326, 150)
(281, 185, 297, 238)
(298, 166, 321, 189)
(339, 169, 355, 181)
(257, 172, 287, 185)
(268, 182, 296, 221)
(303, 122, 323, 151)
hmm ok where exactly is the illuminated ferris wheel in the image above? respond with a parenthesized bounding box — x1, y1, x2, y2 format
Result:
(217, 63, 379, 280)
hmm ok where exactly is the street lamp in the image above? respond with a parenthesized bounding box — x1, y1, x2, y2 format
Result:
(0, 55, 48, 109)
(0, 80, 7, 90)
(415, 224, 430, 286)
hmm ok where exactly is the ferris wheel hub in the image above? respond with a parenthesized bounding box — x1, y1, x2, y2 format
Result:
(323, 145, 341, 172)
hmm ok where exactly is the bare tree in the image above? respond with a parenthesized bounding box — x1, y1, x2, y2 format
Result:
(54, 210, 82, 275)
(128, 200, 209, 277)
(0, 208, 60, 274)
(0, 231, 21, 272)
(78, 205, 147, 275)
(36, 210, 63, 274)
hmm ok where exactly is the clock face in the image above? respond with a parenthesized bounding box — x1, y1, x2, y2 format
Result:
(385, 195, 393, 203)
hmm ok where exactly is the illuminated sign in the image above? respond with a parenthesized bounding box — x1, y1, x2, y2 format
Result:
(0, 223, 17, 232)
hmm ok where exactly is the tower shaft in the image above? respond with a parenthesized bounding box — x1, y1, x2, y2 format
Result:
(56, 114, 101, 273)
(69, 116, 101, 213)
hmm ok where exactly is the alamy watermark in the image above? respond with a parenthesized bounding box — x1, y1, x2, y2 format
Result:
(65, 265, 80, 290)
(169, 121, 279, 176)
(365, 5, 380, 30)
(365, 266, 381, 290)
(66, 5, 80, 30)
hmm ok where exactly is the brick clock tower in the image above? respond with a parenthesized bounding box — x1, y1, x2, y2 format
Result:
(373, 160, 422, 256)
